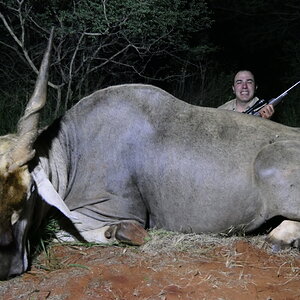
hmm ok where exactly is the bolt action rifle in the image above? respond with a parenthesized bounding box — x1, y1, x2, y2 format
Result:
(243, 81, 300, 116)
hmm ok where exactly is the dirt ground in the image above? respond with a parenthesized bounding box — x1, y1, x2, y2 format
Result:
(1, 231, 300, 300)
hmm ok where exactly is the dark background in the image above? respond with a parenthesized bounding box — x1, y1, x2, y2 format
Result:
(0, 0, 299, 130)
(208, 0, 300, 100)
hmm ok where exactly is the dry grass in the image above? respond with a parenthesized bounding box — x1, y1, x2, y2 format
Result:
(141, 229, 300, 259)
(141, 229, 259, 254)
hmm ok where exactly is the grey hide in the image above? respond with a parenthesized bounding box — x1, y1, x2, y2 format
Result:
(33, 84, 300, 234)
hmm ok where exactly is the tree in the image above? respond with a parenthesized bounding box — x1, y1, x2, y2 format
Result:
(0, 0, 214, 121)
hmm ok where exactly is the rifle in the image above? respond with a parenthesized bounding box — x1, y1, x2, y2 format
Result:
(243, 80, 300, 116)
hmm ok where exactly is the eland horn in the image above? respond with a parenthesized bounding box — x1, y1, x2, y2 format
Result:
(8, 28, 54, 172)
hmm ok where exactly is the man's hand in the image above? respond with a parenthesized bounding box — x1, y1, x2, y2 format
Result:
(259, 104, 274, 119)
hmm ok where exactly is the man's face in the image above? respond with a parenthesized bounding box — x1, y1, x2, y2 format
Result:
(232, 71, 256, 103)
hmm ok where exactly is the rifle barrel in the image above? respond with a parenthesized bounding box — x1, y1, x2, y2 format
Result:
(269, 80, 300, 106)
(283, 80, 300, 94)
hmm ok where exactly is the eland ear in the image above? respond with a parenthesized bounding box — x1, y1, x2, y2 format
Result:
(7, 28, 54, 173)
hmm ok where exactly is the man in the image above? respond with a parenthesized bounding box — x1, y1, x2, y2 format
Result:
(218, 70, 274, 119)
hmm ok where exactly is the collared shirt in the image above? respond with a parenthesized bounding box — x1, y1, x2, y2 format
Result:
(218, 97, 259, 112)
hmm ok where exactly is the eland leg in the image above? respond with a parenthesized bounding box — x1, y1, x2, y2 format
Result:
(254, 141, 300, 250)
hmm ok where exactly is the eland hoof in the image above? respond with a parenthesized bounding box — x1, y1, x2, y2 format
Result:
(114, 221, 149, 246)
